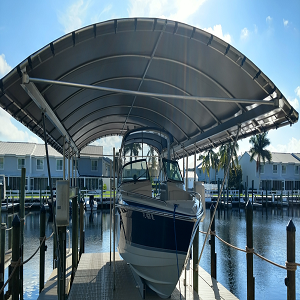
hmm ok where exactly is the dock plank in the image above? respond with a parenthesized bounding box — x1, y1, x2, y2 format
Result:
(37, 250, 72, 300)
(68, 253, 239, 300)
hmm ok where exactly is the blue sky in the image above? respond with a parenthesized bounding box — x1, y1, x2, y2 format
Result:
(0, 0, 299, 158)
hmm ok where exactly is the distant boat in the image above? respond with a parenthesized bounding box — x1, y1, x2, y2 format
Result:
(117, 127, 204, 298)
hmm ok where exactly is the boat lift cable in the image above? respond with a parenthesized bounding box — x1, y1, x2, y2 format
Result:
(173, 204, 182, 300)
(42, 111, 62, 277)
(197, 125, 241, 265)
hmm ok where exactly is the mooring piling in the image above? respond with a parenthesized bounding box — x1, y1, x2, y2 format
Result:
(246, 201, 255, 300)
(39, 205, 46, 293)
(12, 215, 20, 300)
(286, 220, 296, 300)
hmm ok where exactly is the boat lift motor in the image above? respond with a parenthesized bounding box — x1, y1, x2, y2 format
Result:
(56, 180, 70, 226)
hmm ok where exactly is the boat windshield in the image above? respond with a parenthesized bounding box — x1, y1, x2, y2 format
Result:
(162, 159, 183, 182)
(122, 159, 150, 183)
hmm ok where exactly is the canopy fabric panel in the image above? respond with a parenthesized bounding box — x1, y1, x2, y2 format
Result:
(0, 18, 298, 158)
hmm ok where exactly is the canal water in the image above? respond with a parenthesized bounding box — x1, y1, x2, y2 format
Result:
(2, 206, 300, 299)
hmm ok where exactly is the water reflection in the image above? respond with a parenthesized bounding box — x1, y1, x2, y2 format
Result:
(199, 206, 300, 300)
(2, 206, 299, 300)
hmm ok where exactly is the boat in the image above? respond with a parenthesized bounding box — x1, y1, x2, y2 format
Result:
(116, 127, 204, 298)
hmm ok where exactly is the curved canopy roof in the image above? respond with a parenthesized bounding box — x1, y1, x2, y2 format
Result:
(0, 18, 298, 159)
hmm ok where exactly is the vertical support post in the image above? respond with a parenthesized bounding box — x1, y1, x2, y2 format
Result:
(113, 147, 116, 290)
(19, 167, 25, 300)
(8, 214, 13, 250)
(53, 202, 57, 269)
(39, 205, 46, 293)
(0, 185, 2, 224)
(58, 226, 66, 300)
(68, 143, 71, 184)
(79, 198, 84, 258)
(63, 137, 66, 180)
(246, 201, 255, 300)
(12, 215, 20, 300)
(110, 162, 112, 265)
(210, 205, 217, 279)
(71, 194, 80, 281)
(194, 149, 196, 184)
(72, 196, 78, 280)
(251, 180, 254, 205)
(71, 153, 74, 187)
(186, 155, 188, 192)
(193, 225, 199, 293)
(0, 223, 6, 300)
(285, 220, 296, 300)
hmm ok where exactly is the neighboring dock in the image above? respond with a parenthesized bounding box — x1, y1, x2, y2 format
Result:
(65, 252, 238, 300)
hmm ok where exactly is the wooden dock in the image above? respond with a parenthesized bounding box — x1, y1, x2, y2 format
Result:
(37, 250, 73, 300)
(67, 252, 238, 300)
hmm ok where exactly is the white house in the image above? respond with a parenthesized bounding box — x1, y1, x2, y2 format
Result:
(239, 151, 300, 190)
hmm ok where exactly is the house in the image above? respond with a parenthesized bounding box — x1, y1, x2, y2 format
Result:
(239, 151, 300, 190)
(195, 162, 225, 184)
(0, 141, 112, 191)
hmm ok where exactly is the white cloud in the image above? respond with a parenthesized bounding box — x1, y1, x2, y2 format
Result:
(0, 108, 42, 143)
(91, 136, 122, 156)
(128, 0, 206, 24)
(203, 24, 232, 44)
(288, 97, 299, 109)
(240, 27, 249, 40)
(283, 19, 288, 27)
(266, 16, 272, 24)
(267, 137, 300, 153)
(0, 54, 12, 78)
(91, 4, 113, 23)
(58, 0, 92, 34)
(295, 86, 300, 98)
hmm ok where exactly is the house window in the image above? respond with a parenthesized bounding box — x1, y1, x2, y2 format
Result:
(91, 160, 98, 171)
(18, 158, 25, 170)
(37, 159, 44, 170)
(282, 165, 286, 174)
(0, 157, 3, 170)
(273, 165, 277, 174)
(259, 164, 264, 174)
(56, 159, 63, 171)
(295, 166, 299, 175)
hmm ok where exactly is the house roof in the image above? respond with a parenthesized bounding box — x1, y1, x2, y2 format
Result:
(243, 151, 300, 164)
(0, 141, 103, 158)
(80, 145, 103, 157)
(0, 18, 298, 160)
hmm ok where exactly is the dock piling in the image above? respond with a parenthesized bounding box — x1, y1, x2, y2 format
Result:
(39, 205, 46, 293)
(286, 220, 296, 300)
(0, 223, 6, 300)
(12, 215, 20, 300)
(8, 214, 12, 250)
(246, 201, 255, 300)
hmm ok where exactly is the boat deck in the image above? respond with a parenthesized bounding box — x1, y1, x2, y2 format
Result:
(68, 252, 239, 300)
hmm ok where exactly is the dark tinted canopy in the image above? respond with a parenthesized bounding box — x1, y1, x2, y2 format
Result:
(0, 18, 298, 158)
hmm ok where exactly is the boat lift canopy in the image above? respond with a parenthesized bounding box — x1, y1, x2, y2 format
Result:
(0, 18, 298, 159)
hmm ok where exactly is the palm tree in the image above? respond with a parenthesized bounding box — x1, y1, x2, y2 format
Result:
(198, 152, 211, 182)
(210, 150, 220, 183)
(218, 141, 239, 186)
(124, 143, 142, 162)
(249, 132, 272, 190)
